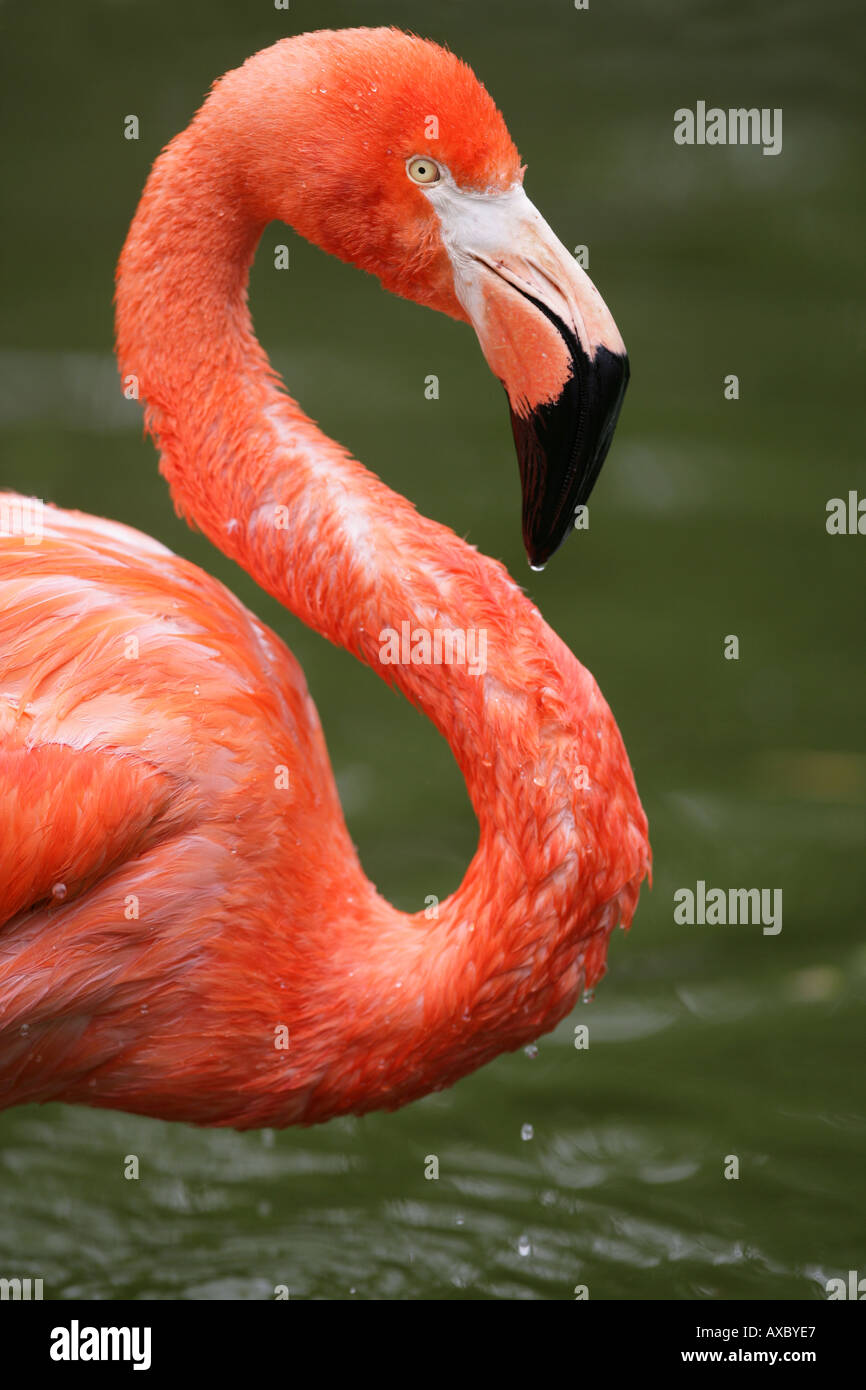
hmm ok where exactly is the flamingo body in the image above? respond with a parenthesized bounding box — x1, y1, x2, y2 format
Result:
(0, 28, 649, 1128)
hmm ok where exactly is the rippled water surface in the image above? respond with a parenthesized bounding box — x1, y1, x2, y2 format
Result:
(1, 0, 863, 1298)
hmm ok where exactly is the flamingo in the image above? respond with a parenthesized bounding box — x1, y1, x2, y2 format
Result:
(0, 28, 649, 1129)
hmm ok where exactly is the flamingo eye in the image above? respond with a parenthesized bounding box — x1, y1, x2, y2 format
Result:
(406, 156, 441, 185)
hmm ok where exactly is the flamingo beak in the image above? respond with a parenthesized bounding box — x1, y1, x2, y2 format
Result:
(441, 186, 629, 568)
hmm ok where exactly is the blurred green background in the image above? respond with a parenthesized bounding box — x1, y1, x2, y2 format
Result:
(1, 0, 864, 1299)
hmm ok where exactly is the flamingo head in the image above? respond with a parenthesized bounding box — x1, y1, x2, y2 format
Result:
(228, 28, 629, 568)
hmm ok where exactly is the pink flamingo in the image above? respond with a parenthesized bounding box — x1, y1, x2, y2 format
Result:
(0, 28, 649, 1128)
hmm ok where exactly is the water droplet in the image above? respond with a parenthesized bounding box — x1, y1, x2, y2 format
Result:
(532, 775, 546, 787)
(524, 1044, 538, 1059)
(582, 987, 595, 1004)
(518, 1235, 531, 1257)
(51, 882, 67, 901)
(19, 1023, 30, 1036)
(257, 1200, 272, 1217)
(140, 1004, 148, 1014)
(521, 1123, 534, 1141)
(349, 1287, 356, 1295)
(529, 561, 546, 573)
(455, 1214, 464, 1227)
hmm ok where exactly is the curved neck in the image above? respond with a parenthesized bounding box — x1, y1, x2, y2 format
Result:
(118, 128, 564, 838)
(116, 121, 647, 1109)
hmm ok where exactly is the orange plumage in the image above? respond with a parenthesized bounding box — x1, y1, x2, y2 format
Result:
(0, 29, 648, 1128)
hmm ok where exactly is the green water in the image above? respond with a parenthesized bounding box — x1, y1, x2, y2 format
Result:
(1, 0, 863, 1300)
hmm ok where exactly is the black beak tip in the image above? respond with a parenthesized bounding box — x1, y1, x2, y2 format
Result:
(526, 545, 550, 573)
(512, 342, 630, 571)
(524, 520, 567, 572)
